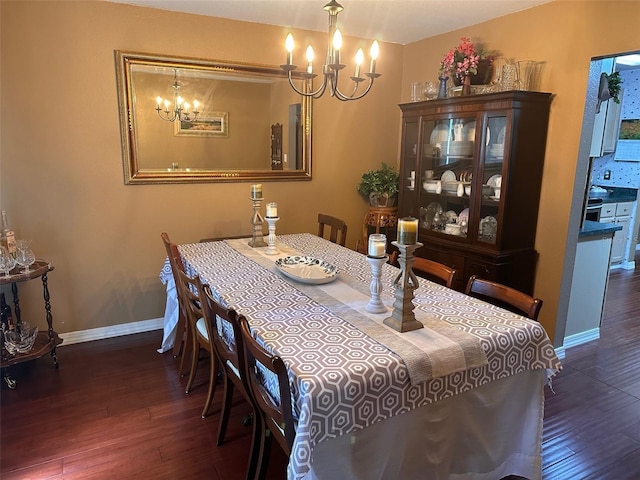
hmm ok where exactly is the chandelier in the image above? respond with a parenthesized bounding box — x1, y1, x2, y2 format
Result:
(280, 0, 380, 101)
(155, 69, 201, 122)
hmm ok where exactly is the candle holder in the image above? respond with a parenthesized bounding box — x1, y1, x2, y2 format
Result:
(365, 254, 388, 313)
(383, 241, 424, 333)
(264, 216, 280, 255)
(248, 197, 267, 248)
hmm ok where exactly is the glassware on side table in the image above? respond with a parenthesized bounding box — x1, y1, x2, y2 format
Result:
(0, 247, 17, 277)
(15, 248, 35, 274)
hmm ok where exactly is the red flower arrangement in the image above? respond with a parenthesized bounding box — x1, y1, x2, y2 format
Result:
(439, 37, 480, 80)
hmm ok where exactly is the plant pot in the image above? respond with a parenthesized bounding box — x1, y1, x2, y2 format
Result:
(369, 192, 396, 207)
(452, 59, 494, 86)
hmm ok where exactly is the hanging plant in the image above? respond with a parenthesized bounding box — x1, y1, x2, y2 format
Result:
(605, 71, 622, 104)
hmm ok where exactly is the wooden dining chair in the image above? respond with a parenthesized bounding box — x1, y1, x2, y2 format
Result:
(197, 282, 260, 479)
(176, 269, 219, 418)
(465, 275, 543, 320)
(161, 232, 191, 374)
(239, 315, 296, 480)
(412, 257, 457, 288)
(317, 213, 348, 247)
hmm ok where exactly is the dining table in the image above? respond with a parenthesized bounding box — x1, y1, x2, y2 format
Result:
(158, 233, 561, 480)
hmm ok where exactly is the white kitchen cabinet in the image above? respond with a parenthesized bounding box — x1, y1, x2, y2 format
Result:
(589, 58, 623, 157)
(600, 201, 633, 265)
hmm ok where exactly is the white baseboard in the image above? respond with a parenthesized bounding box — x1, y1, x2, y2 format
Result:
(562, 327, 600, 350)
(554, 346, 565, 360)
(58, 317, 164, 346)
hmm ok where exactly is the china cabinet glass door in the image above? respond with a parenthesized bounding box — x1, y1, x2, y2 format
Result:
(476, 115, 506, 246)
(418, 115, 476, 240)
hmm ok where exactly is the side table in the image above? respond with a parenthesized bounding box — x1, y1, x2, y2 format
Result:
(1, 260, 62, 389)
(356, 206, 399, 254)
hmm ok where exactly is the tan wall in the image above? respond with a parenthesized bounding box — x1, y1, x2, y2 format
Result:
(0, 0, 404, 334)
(401, 0, 640, 341)
(2, 0, 638, 344)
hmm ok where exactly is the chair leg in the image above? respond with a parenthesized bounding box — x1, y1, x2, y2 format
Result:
(172, 310, 186, 358)
(255, 426, 272, 480)
(246, 411, 262, 480)
(185, 335, 199, 394)
(216, 375, 234, 443)
(201, 352, 219, 418)
(179, 320, 194, 377)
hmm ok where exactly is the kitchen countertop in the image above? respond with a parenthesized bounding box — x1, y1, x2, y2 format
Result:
(590, 186, 638, 204)
(580, 219, 622, 238)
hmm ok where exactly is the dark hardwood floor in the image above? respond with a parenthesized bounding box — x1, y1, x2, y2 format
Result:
(1, 254, 639, 479)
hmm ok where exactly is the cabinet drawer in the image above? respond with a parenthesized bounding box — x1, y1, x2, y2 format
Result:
(601, 203, 616, 218)
(616, 202, 633, 216)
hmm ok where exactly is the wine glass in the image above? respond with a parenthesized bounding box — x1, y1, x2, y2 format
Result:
(0, 247, 17, 277)
(15, 248, 35, 274)
(15, 239, 32, 253)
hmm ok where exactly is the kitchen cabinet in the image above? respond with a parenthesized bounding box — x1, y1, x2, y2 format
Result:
(398, 91, 552, 293)
(590, 58, 623, 157)
(600, 201, 633, 264)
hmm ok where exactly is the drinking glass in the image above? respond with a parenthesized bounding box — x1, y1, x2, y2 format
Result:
(0, 247, 16, 277)
(15, 239, 32, 253)
(15, 248, 35, 274)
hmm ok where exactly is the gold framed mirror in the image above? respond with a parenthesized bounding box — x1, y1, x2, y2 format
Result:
(115, 51, 312, 184)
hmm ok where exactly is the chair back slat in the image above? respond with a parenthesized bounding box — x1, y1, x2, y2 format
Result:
(317, 213, 348, 247)
(465, 275, 543, 320)
(239, 316, 296, 455)
(412, 257, 457, 288)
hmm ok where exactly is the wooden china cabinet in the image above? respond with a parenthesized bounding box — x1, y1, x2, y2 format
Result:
(398, 91, 552, 294)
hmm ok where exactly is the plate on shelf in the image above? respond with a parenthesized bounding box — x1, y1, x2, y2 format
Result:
(497, 125, 506, 144)
(487, 174, 502, 188)
(489, 195, 501, 201)
(275, 256, 339, 285)
(457, 208, 469, 225)
(441, 170, 457, 183)
(430, 123, 450, 144)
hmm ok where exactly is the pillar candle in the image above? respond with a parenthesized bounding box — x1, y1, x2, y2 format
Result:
(250, 184, 263, 199)
(368, 234, 387, 258)
(266, 202, 278, 218)
(397, 217, 418, 245)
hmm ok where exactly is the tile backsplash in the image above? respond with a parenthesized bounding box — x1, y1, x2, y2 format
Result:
(592, 67, 640, 188)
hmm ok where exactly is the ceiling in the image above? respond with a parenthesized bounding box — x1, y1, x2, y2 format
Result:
(107, 0, 553, 45)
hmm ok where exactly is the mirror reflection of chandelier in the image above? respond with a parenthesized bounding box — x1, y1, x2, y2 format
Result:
(155, 69, 201, 122)
(280, 0, 381, 101)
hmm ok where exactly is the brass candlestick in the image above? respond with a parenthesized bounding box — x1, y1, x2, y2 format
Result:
(366, 255, 389, 313)
(248, 197, 267, 248)
(383, 241, 424, 333)
(264, 216, 280, 255)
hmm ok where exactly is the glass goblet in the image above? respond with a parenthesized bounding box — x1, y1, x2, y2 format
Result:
(0, 247, 17, 277)
(15, 239, 32, 253)
(15, 248, 35, 274)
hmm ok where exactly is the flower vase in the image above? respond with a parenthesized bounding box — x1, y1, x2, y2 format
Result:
(461, 75, 471, 96)
(437, 76, 448, 99)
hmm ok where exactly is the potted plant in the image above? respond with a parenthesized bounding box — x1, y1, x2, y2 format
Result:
(605, 71, 622, 104)
(596, 71, 623, 113)
(357, 162, 400, 207)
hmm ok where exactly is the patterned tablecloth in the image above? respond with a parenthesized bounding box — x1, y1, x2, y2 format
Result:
(161, 233, 561, 480)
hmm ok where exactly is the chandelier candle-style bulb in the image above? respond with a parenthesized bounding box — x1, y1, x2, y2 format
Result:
(397, 217, 418, 245)
(279, 0, 381, 101)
